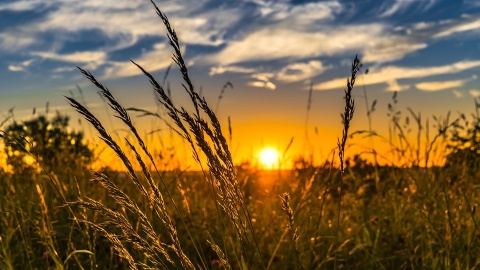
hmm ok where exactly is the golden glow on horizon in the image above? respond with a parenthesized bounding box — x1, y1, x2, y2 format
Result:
(259, 147, 280, 169)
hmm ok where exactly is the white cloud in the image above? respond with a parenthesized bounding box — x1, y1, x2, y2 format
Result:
(209, 24, 368, 64)
(315, 60, 480, 91)
(452, 90, 463, 98)
(415, 78, 471, 92)
(379, 1, 413, 18)
(248, 81, 276, 91)
(412, 22, 435, 30)
(209, 65, 257, 76)
(0, 32, 36, 51)
(7, 59, 36, 72)
(248, 72, 276, 90)
(207, 21, 432, 66)
(210, 60, 329, 84)
(433, 18, 480, 38)
(251, 72, 274, 82)
(103, 43, 173, 78)
(363, 39, 427, 63)
(469, 89, 480, 97)
(32, 51, 107, 63)
(52, 66, 77, 73)
(386, 80, 410, 92)
(8, 65, 25, 72)
(277, 60, 328, 82)
(379, 0, 437, 18)
(256, 1, 342, 23)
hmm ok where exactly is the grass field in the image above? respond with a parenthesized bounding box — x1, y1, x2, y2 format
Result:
(1, 2, 480, 270)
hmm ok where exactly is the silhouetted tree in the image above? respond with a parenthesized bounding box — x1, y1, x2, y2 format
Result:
(2, 113, 93, 176)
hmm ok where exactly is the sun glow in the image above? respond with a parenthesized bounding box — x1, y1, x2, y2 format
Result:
(259, 147, 280, 169)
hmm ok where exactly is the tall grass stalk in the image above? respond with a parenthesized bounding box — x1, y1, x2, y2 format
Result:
(215, 82, 234, 114)
(147, 1, 263, 266)
(280, 192, 304, 269)
(66, 0, 263, 268)
(336, 55, 360, 258)
(68, 66, 201, 268)
(304, 81, 314, 160)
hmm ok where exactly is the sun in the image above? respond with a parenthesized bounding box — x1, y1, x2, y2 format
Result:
(258, 147, 280, 169)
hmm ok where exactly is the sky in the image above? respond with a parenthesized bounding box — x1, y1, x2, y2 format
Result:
(1, 0, 480, 168)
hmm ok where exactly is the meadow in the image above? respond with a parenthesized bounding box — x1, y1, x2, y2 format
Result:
(1, 2, 480, 270)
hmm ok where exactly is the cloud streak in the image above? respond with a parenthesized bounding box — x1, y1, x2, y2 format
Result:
(103, 43, 173, 79)
(277, 60, 328, 83)
(315, 60, 480, 91)
(415, 77, 474, 92)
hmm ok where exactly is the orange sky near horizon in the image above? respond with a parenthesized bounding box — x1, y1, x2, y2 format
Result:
(83, 83, 457, 172)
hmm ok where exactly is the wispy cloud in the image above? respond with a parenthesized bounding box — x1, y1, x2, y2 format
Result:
(248, 81, 276, 90)
(252, 72, 274, 81)
(386, 80, 410, 92)
(277, 60, 328, 83)
(379, 0, 415, 18)
(452, 90, 463, 98)
(248, 72, 276, 90)
(363, 39, 427, 63)
(0, 32, 36, 51)
(415, 77, 475, 92)
(7, 59, 36, 73)
(433, 18, 480, 38)
(33, 51, 107, 64)
(315, 60, 480, 91)
(253, 1, 342, 22)
(208, 23, 416, 65)
(103, 43, 173, 79)
(52, 66, 77, 73)
(379, 0, 437, 18)
(469, 89, 480, 97)
(7, 65, 24, 72)
(209, 65, 257, 76)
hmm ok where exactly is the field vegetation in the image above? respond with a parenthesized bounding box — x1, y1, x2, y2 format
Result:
(1, 1, 480, 269)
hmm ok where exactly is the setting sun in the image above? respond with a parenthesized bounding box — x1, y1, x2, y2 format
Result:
(259, 147, 280, 169)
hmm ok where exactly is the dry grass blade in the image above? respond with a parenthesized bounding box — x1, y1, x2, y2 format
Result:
(147, 1, 263, 265)
(208, 241, 233, 270)
(149, 0, 199, 115)
(90, 172, 173, 266)
(280, 192, 304, 270)
(336, 55, 361, 265)
(66, 95, 195, 269)
(70, 198, 170, 269)
(215, 82, 234, 114)
(338, 55, 361, 173)
(132, 52, 248, 247)
(66, 96, 149, 197)
(123, 138, 195, 269)
(82, 221, 138, 270)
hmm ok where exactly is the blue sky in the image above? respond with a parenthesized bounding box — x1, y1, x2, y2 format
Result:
(1, 0, 480, 164)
